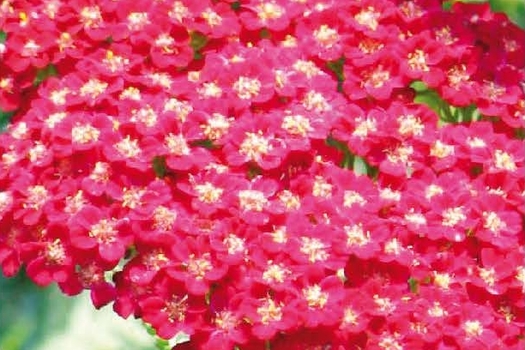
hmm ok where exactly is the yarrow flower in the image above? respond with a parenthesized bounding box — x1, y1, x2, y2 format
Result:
(0, 0, 524, 349)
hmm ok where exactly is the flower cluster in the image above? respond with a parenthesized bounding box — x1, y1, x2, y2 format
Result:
(0, 0, 524, 349)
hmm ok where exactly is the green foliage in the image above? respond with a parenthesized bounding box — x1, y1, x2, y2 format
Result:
(326, 135, 378, 178)
(191, 139, 217, 149)
(408, 277, 420, 294)
(0, 110, 15, 132)
(143, 324, 189, 350)
(247, 163, 263, 179)
(327, 57, 345, 92)
(190, 31, 208, 60)
(34, 64, 58, 86)
(0, 272, 71, 350)
(230, 1, 241, 11)
(490, 0, 525, 28)
(412, 82, 444, 117)
(260, 28, 271, 39)
(0, 272, 157, 350)
(443, 0, 525, 28)
(152, 156, 168, 178)
(411, 81, 482, 125)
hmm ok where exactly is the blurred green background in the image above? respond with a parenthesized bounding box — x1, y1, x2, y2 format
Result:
(0, 272, 157, 350)
(0, 0, 523, 349)
(487, 0, 525, 27)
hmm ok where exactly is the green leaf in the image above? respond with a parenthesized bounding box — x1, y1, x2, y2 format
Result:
(34, 64, 58, 86)
(152, 156, 168, 178)
(191, 139, 216, 149)
(0, 110, 15, 132)
(411, 80, 483, 124)
(353, 156, 369, 176)
(326, 135, 353, 169)
(0, 30, 6, 43)
(193, 51, 203, 60)
(190, 31, 208, 60)
(230, 1, 241, 11)
(327, 57, 345, 92)
(341, 152, 353, 169)
(326, 135, 378, 178)
(170, 332, 190, 348)
(490, 0, 525, 28)
(443, 0, 525, 28)
(411, 81, 443, 116)
(442, 0, 454, 10)
(260, 28, 271, 39)
(190, 31, 208, 52)
(409, 80, 428, 92)
(145, 324, 190, 350)
(327, 57, 345, 82)
(247, 164, 262, 179)
(413, 89, 443, 116)
(0, 320, 33, 350)
(408, 277, 419, 294)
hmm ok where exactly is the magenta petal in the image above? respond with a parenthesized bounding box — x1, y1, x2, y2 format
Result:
(27, 258, 52, 286)
(52, 268, 69, 283)
(206, 265, 228, 281)
(23, 210, 41, 226)
(99, 242, 125, 263)
(129, 266, 156, 285)
(166, 155, 192, 171)
(71, 236, 97, 249)
(186, 278, 208, 296)
(91, 283, 116, 309)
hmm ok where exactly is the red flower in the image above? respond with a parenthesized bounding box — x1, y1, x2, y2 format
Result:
(75, 44, 142, 78)
(472, 194, 522, 250)
(468, 248, 515, 295)
(475, 66, 523, 118)
(52, 111, 114, 156)
(3, 30, 54, 72)
(0, 72, 23, 111)
(0, 223, 24, 277)
(343, 59, 404, 101)
(69, 205, 131, 264)
(241, 292, 298, 340)
(397, 31, 446, 88)
(22, 224, 74, 286)
(168, 236, 228, 296)
(439, 55, 481, 106)
(295, 8, 345, 61)
(425, 189, 476, 242)
(225, 58, 276, 108)
(12, 174, 55, 226)
(62, 72, 124, 108)
(141, 110, 214, 172)
(58, 259, 118, 309)
(223, 112, 285, 170)
(289, 275, 344, 328)
(0, 0, 524, 347)
(240, 0, 293, 32)
(445, 304, 498, 349)
(103, 132, 151, 173)
(191, 2, 240, 38)
(139, 277, 207, 338)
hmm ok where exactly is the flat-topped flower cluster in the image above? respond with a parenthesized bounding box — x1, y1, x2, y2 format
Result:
(0, 0, 524, 349)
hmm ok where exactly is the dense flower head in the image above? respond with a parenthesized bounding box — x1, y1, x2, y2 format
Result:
(0, 0, 524, 349)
